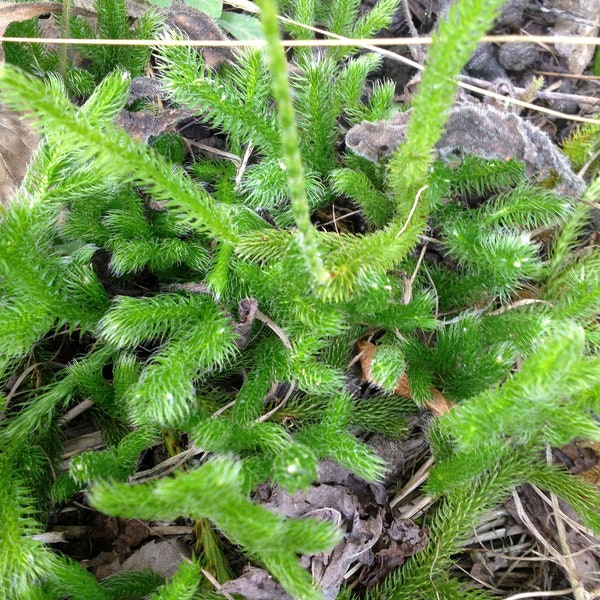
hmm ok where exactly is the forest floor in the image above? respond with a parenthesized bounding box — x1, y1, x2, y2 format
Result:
(2, 0, 600, 598)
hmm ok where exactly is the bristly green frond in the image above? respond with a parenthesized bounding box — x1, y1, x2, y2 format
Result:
(351, 0, 400, 39)
(0, 452, 57, 598)
(0, 347, 115, 447)
(480, 309, 548, 355)
(373, 447, 530, 600)
(126, 306, 238, 426)
(205, 243, 234, 298)
(426, 438, 529, 495)
(438, 322, 600, 450)
(477, 184, 573, 229)
(547, 198, 595, 276)
(232, 339, 286, 423)
(330, 167, 395, 227)
(544, 248, 600, 323)
(3, 19, 58, 77)
(107, 237, 210, 276)
(0, 66, 236, 245)
(147, 560, 201, 600)
(70, 427, 157, 485)
(38, 554, 110, 600)
(90, 458, 341, 600)
(78, 67, 132, 126)
(351, 394, 414, 438)
(432, 315, 516, 399)
(159, 44, 279, 155)
(288, 357, 346, 395)
(259, 0, 331, 289)
(428, 155, 525, 200)
(334, 54, 382, 118)
(360, 80, 396, 122)
(294, 54, 340, 174)
(280, 0, 316, 40)
(59, 247, 111, 332)
(100, 570, 165, 598)
(318, 217, 426, 302)
(99, 294, 216, 348)
(0, 298, 56, 363)
(562, 117, 600, 175)
(235, 228, 294, 263)
(239, 159, 326, 218)
(348, 285, 438, 332)
(272, 442, 319, 492)
(528, 462, 600, 534)
(3, 19, 96, 98)
(321, 0, 361, 36)
(296, 393, 387, 480)
(127, 10, 165, 77)
(369, 343, 406, 393)
(0, 199, 62, 299)
(68, 0, 162, 82)
(441, 219, 541, 296)
(325, 0, 400, 61)
(388, 0, 509, 206)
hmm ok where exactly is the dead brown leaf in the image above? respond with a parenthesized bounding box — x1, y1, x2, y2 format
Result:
(220, 566, 294, 600)
(0, 1, 96, 60)
(0, 105, 40, 204)
(0, 2, 63, 37)
(120, 539, 191, 578)
(116, 108, 190, 142)
(356, 340, 453, 415)
(162, 3, 233, 70)
(246, 460, 427, 600)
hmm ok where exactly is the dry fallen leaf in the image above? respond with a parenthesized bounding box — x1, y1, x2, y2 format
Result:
(163, 3, 233, 69)
(245, 460, 427, 600)
(0, 1, 96, 203)
(0, 1, 96, 60)
(120, 539, 191, 578)
(0, 105, 40, 204)
(356, 340, 453, 415)
(115, 108, 190, 142)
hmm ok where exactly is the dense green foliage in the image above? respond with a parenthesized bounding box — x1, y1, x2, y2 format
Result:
(1, 0, 600, 598)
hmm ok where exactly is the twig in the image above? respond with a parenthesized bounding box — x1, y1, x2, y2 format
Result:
(503, 589, 579, 600)
(255, 309, 293, 351)
(201, 568, 236, 600)
(395, 185, 427, 240)
(390, 455, 434, 508)
(59, 398, 94, 425)
(460, 73, 600, 106)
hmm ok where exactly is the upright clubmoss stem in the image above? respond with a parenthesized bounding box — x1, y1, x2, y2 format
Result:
(256, 0, 330, 288)
(59, 0, 73, 79)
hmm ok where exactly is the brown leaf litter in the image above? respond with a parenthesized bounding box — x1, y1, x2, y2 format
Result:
(220, 460, 428, 600)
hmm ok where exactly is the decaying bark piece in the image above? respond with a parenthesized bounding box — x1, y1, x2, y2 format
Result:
(116, 108, 191, 142)
(548, 0, 600, 75)
(346, 103, 585, 198)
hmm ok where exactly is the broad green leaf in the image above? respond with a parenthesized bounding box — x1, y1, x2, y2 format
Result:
(217, 12, 264, 39)
(186, 0, 223, 17)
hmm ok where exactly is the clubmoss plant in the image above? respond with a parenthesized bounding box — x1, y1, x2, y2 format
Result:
(1, 0, 600, 597)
